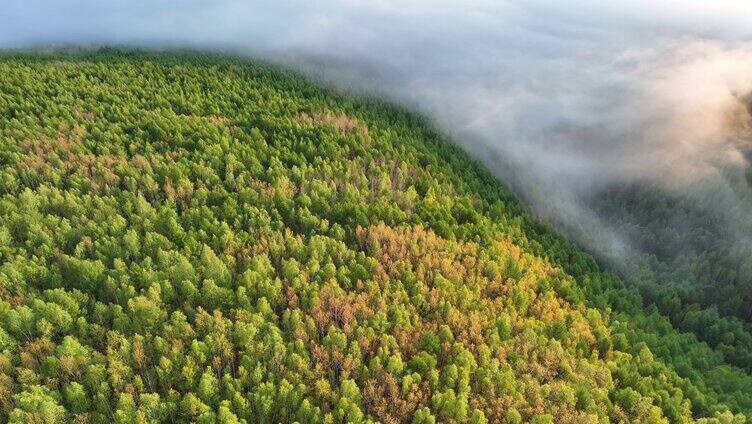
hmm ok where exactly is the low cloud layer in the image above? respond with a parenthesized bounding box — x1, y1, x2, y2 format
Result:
(3, 1, 752, 276)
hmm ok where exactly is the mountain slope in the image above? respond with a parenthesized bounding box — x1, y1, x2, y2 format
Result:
(0, 50, 750, 423)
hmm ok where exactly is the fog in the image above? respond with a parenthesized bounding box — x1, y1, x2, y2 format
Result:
(3, 1, 752, 280)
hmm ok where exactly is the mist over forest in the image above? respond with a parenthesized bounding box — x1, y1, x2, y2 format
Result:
(4, 1, 752, 422)
(10, 0, 752, 317)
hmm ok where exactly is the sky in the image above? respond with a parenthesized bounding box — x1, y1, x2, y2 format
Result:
(2, 0, 752, 265)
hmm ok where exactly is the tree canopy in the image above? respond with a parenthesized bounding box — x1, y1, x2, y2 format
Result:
(0, 49, 750, 423)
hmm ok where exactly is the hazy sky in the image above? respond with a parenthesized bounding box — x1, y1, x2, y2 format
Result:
(3, 0, 752, 261)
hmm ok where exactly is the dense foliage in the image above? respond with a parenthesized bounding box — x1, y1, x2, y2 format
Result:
(587, 173, 752, 375)
(0, 50, 751, 423)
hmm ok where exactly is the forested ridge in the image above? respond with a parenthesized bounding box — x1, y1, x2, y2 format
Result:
(585, 175, 752, 372)
(0, 49, 751, 423)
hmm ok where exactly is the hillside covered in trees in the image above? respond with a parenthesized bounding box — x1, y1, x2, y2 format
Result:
(1, 50, 752, 423)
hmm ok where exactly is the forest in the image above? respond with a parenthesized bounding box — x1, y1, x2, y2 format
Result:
(0, 49, 751, 423)
(585, 170, 752, 376)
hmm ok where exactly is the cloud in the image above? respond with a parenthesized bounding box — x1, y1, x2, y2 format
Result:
(3, 0, 752, 276)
